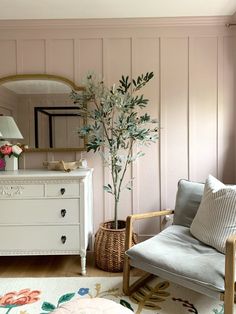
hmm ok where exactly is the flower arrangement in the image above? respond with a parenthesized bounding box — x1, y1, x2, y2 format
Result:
(0, 144, 23, 158)
(0, 143, 28, 170)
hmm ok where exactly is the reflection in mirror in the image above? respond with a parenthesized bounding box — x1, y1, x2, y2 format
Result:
(0, 75, 85, 152)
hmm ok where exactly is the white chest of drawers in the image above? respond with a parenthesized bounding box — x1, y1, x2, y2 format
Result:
(0, 169, 93, 275)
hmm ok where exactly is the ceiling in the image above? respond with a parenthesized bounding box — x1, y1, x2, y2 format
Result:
(0, 0, 235, 20)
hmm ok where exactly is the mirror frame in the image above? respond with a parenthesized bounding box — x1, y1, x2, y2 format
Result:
(0, 74, 86, 153)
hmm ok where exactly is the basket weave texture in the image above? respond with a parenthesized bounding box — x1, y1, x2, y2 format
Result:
(94, 220, 137, 272)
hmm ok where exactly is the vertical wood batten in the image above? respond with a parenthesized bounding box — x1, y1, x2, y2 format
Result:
(133, 37, 160, 236)
(16, 39, 23, 74)
(217, 36, 223, 180)
(104, 37, 132, 222)
(188, 37, 194, 182)
(130, 36, 138, 218)
(73, 39, 80, 85)
(189, 36, 218, 182)
(45, 39, 52, 73)
(101, 37, 111, 223)
(73, 38, 80, 162)
(187, 36, 190, 181)
(160, 37, 189, 210)
(131, 36, 140, 236)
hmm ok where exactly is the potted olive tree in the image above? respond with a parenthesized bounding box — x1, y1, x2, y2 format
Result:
(71, 72, 158, 271)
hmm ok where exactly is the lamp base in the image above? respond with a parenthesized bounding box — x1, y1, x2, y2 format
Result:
(5, 156, 18, 171)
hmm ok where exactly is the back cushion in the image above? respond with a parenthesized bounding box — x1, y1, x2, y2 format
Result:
(190, 175, 236, 254)
(173, 179, 204, 227)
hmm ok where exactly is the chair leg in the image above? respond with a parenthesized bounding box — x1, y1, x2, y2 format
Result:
(224, 290, 234, 314)
(123, 255, 131, 295)
(123, 255, 154, 295)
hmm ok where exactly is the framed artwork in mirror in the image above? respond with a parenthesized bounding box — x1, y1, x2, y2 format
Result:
(0, 74, 86, 152)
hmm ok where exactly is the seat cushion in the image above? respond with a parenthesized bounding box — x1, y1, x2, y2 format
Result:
(173, 179, 204, 227)
(126, 225, 225, 295)
(190, 175, 236, 254)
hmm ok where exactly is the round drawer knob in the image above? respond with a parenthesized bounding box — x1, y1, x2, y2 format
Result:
(61, 209, 67, 217)
(61, 235, 67, 244)
(60, 188, 66, 195)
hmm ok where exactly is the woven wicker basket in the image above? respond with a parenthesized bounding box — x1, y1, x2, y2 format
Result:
(94, 220, 137, 272)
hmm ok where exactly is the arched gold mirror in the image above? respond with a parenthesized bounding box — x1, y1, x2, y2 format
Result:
(0, 74, 86, 152)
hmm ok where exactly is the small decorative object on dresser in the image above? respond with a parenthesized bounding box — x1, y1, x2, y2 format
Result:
(43, 160, 80, 172)
(0, 169, 93, 275)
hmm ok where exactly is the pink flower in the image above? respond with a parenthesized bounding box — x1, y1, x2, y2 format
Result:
(0, 145, 12, 156)
(0, 289, 41, 307)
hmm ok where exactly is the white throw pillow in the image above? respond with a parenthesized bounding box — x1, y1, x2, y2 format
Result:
(190, 175, 236, 254)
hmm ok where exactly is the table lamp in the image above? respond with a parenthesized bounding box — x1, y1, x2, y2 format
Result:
(0, 116, 23, 145)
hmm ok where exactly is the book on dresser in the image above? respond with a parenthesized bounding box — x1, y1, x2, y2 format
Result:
(0, 169, 93, 275)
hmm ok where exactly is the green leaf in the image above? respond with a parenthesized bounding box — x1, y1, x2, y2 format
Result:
(58, 293, 75, 305)
(120, 299, 134, 311)
(41, 302, 56, 311)
(103, 185, 113, 195)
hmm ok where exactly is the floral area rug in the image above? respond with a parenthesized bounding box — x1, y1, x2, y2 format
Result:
(0, 276, 231, 314)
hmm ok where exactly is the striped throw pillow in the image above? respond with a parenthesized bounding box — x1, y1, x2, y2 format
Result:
(190, 175, 236, 254)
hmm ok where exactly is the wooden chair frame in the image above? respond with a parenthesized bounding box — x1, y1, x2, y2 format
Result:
(123, 210, 236, 314)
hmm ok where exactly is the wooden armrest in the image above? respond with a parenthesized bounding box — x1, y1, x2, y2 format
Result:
(223, 234, 236, 314)
(125, 209, 174, 251)
(127, 209, 174, 222)
(226, 234, 236, 247)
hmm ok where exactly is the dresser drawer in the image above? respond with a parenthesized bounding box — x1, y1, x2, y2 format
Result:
(0, 184, 44, 199)
(0, 199, 79, 224)
(46, 182, 80, 197)
(0, 225, 80, 253)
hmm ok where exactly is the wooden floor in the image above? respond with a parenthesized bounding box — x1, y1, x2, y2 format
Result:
(0, 252, 142, 277)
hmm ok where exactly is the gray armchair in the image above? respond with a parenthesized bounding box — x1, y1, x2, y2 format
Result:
(123, 179, 236, 314)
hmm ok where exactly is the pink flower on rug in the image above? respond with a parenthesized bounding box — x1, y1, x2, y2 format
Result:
(0, 289, 41, 313)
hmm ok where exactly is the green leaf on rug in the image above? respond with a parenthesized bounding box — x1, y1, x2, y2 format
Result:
(58, 293, 75, 305)
(130, 280, 170, 312)
(120, 299, 134, 311)
(41, 301, 56, 311)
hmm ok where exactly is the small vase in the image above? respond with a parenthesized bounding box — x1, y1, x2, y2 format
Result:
(5, 156, 18, 171)
(79, 158, 88, 169)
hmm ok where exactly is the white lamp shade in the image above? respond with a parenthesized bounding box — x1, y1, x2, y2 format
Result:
(0, 116, 23, 140)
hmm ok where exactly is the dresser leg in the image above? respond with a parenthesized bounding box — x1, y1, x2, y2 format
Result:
(81, 255, 86, 276)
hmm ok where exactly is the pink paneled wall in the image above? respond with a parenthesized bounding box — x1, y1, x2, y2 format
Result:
(0, 17, 235, 236)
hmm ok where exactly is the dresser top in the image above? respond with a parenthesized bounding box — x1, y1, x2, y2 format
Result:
(0, 168, 93, 179)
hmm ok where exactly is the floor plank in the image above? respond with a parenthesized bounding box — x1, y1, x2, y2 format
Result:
(0, 252, 142, 277)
